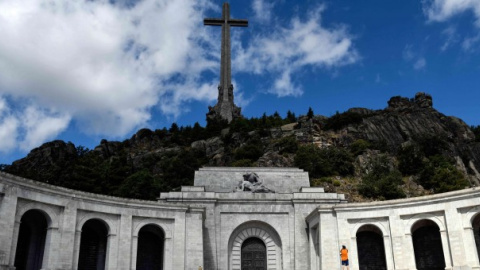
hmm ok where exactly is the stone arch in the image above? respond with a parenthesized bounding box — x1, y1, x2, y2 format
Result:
(410, 219, 446, 270)
(73, 213, 118, 270)
(78, 219, 110, 270)
(133, 219, 172, 239)
(228, 221, 282, 270)
(14, 209, 49, 270)
(355, 224, 387, 270)
(15, 202, 58, 229)
(131, 219, 174, 270)
(472, 212, 480, 264)
(466, 207, 480, 225)
(13, 203, 61, 270)
(76, 213, 115, 235)
(405, 213, 446, 234)
(136, 224, 165, 270)
(351, 221, 389, 237)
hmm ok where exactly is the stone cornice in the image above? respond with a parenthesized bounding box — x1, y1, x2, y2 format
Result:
(0, 171, 189, 211)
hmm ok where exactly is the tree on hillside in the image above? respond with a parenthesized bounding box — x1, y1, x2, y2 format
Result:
(307, 107, 314, 119)
(471, 125, 480, 142)
(359, 155, 405, 200)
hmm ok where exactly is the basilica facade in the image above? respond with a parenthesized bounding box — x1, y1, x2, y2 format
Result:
(0, 167, 479, 270)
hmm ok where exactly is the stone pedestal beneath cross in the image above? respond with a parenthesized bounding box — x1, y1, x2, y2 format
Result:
(204, 2, 247, 123)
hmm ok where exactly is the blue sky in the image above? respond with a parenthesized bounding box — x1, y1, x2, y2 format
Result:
(0, 0, 479, 164)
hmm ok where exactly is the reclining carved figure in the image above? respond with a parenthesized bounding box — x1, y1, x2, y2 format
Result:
(236, 172, 275, 193)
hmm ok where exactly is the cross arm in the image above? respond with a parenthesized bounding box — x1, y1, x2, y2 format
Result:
(228, 19, 248, 27)
(204, 18, 224, 26)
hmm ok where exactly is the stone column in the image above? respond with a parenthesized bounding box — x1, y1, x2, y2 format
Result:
(185, 207, 204, 270)
(173, 211, 186, 269)
(444, 205, 468, 267)
(308, 225, 319, 270)
(41, 226, 59, 269)
(106, 233, 117, 270)
(164, 236, 173, 269)
(406, 233, 417, 270)
(293, 204, 315, 270)
(440, 229, 453, 269)
(383, 235, 395, 270)
(8, 221, 20, 267)
(317, 208, 340, 270)
(388, 214, 407, 270)
(117, 214, 132, 270)
(130, 236, 138, 270)
(72, 230, 82, 270)
(59, 203, 78, 269)
(350, 236, 359, 270)
(463, 227, 480, 269)
(0, 186, 18, 268)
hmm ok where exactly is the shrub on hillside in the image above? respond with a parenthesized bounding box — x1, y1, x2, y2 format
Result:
(324, 111, 364, 131)
(471, 125, 480, 142)
(294, 145, 354, 178)
(359, 155, 406, 200)
(349, 139, 371, 156)
(397, 144, 425, 175)
(276, 136, 299, 154)
(418, 155, 469, 192)
(115, 169, 159, 200)
(234, 140, 264, 161)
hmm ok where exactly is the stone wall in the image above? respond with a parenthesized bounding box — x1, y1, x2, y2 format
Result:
(0, 172, 203, 270)
(307, 188, 480, 270)
(2, 169, 480, 270)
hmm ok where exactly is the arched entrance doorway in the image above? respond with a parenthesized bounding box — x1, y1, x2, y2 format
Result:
(241, 237, 266, 270)
(78, 219, 108, 270)
(228, 221, 282, 270)
(473, 214, 480, 264)
(411, 219, 446, 270)
(356, 225, 387, 270)
(136, 224, 165, 270)
(14, 209, 48, 270)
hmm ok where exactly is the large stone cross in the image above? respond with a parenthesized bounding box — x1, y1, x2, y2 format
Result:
(204, 2, 248, 122)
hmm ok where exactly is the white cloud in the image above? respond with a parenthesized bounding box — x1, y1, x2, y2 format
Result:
(0, 117, 19, 153)
(20, 106, 71, 151)
(462, 34, 480, 51)
(441, 26, 458, 51)
(0, 0, 218, 140)
(0, 0, 359, 156)
(402, 45, 427, 70)
(0, 97, 19, 153)
(402, 44, 415, 61)
(252, 0, 274, 23)
(423, 0, 480, 26)
(0, 97, 71, 152)
(273, 69, 303, 97)
(414, 58, 427, 70)
(233, 6, 358, 97)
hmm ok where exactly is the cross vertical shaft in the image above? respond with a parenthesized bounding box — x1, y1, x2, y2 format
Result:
(204, 2, 248, 122)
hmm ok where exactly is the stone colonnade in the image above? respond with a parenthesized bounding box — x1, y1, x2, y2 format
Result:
(307, 189, 480, 270)
(0, 173, 204, 270)
(1, 170, 480, 270)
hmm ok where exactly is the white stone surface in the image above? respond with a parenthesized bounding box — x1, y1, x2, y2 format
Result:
(1, 169, 480, 270)
(194, 167, 310, 193)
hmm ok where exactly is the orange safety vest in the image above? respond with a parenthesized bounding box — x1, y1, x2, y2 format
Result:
(340, 248, 348, 261)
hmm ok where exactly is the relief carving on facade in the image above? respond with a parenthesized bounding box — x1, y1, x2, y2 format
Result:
(235, 172, 275, 193)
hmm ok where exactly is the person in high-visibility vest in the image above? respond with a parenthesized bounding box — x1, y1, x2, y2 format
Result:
(340, 245, 349, 270)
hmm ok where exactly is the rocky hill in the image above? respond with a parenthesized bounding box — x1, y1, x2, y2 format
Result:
(3, 93, 480, 201)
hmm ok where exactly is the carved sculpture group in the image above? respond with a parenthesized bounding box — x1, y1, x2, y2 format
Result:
(236, 172, 275, 193)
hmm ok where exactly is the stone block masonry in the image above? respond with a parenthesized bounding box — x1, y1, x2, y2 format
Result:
(1, 168, 480, 269)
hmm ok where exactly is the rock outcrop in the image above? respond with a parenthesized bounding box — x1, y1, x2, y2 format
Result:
(4, 93, 480, 198)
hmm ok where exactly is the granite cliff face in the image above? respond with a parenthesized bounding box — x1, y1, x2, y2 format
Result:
(346, 93, 474, 149)
(4, 93, 480, 200)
